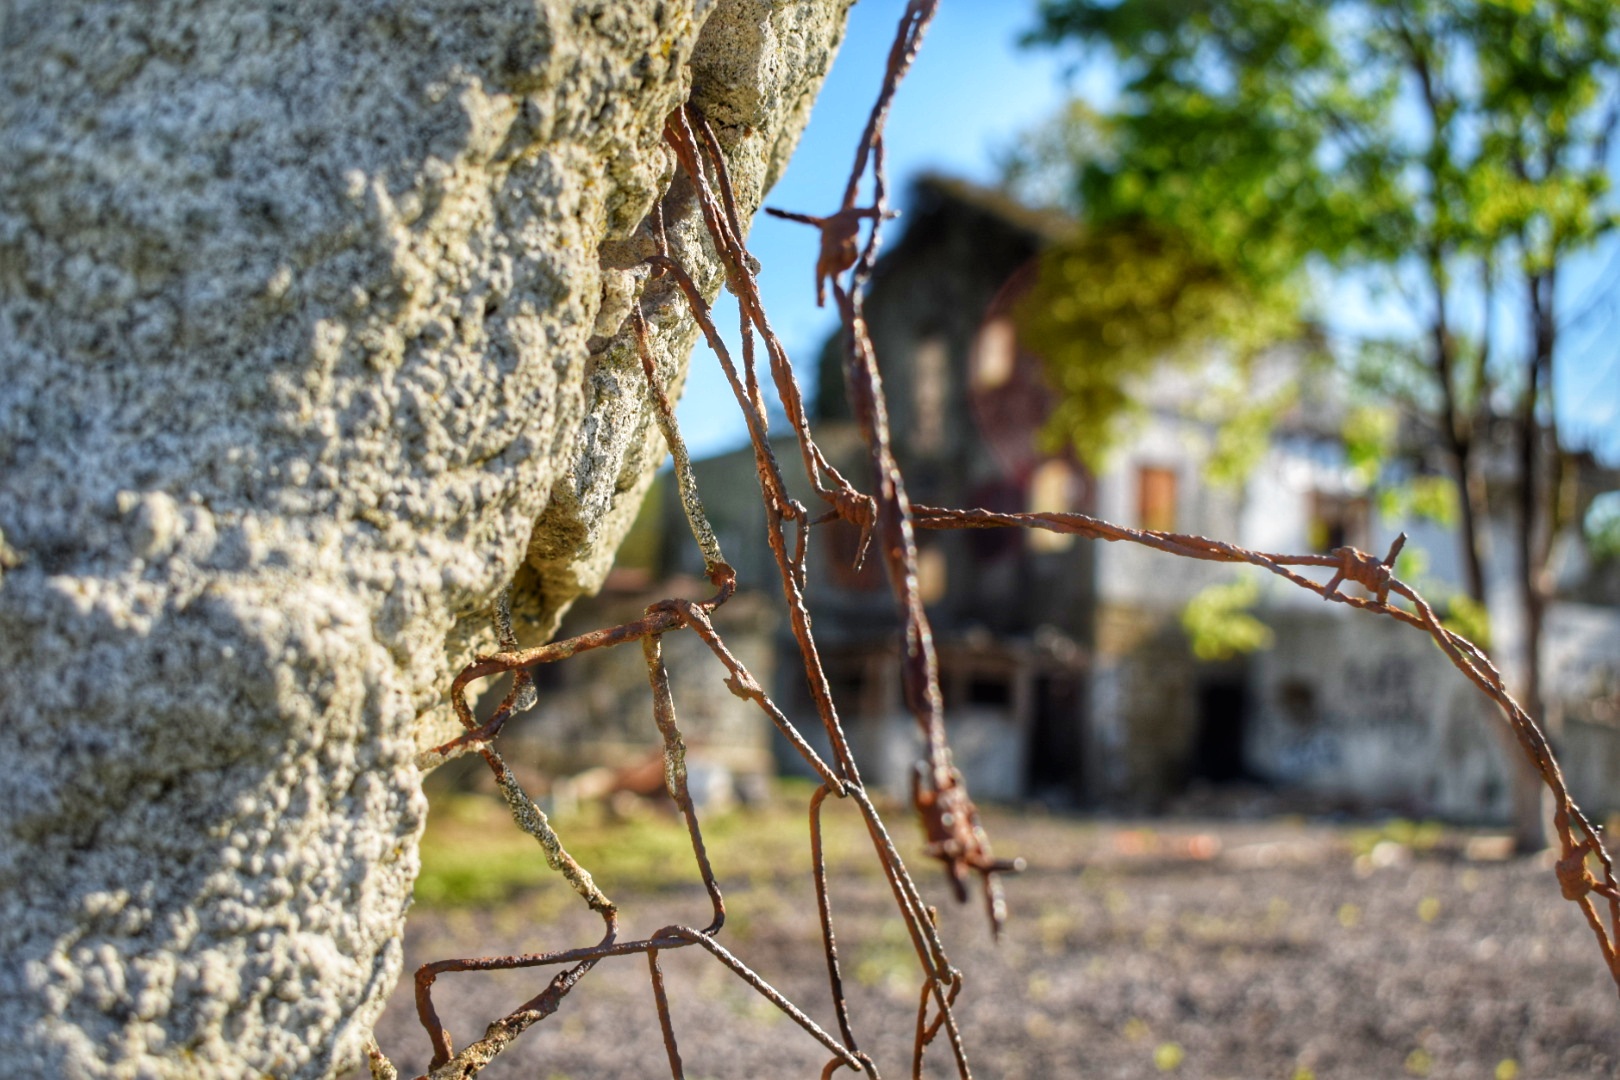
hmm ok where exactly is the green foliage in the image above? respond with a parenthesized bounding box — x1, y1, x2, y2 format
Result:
(1347, 818, 1445, 858)
(1586, 491, 1620, 561)
(1377, 474, 1459, 529)
(1342, 405, 1398, 487)
(1394, 543, 1429, 586)
(1442, 593, 1493, 649)
(998, 99, 1113, 214)
(1392, 543, 1492, 648)
(1028, 0, 1410, 279)
(1408, 476, 1460, 527)
(1465, 0, 1620, 272)
(1018, 220, 1299, 471)
(1180, 576, 1275, 661)
(1203, 381, 1297, 489)
(1024, 0, 1619, 484)
(1028, 0, 1619, 299)
(415, 782, 873, 909)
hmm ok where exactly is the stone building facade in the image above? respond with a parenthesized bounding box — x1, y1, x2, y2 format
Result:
(532, 175, 1620, 824)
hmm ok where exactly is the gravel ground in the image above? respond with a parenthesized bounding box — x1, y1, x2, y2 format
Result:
(369, 807, 1619, 1079)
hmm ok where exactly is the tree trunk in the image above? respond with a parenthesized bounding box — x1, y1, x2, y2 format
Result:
(1423, 251, 1546, 852)
(1428, 270, 1490, 608)
(1508, 266, 1560, 853)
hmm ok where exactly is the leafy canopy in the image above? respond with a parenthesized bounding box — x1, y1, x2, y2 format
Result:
(1019, 0, 1617, 663)
(1019, 0, 1618, 465)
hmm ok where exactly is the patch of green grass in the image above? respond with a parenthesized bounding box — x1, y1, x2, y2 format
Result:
(1346, 818, 1445, 858)
(414, 778, 882, 909)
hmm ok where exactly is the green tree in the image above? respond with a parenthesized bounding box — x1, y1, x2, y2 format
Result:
(1025, 0, 1619, 850)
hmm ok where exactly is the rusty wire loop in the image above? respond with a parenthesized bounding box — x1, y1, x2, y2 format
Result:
(378, 2, 1620, 1076)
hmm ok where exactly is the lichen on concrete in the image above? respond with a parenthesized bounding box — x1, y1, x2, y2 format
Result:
(0, 1, 852, 1075)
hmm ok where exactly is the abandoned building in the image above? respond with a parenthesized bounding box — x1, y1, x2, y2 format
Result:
(512, 175, 1620, 825)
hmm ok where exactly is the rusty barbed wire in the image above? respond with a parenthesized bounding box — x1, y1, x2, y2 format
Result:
(374, 1, 1620, 1076)
(764, 0, 1023, 944)
(907, 506, 1620, 990)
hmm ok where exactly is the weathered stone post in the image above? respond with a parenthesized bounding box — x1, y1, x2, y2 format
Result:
(0, 2, 851, 1075)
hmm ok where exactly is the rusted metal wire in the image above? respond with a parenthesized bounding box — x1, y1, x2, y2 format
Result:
(647, 949, 685, 1079)
(765, 0, 1022, 951)
(809, 783, 859, 1054)
(908, 506, 1620, 990)
(374, 1, 1620, 1076)
(643, 632, 726, 934)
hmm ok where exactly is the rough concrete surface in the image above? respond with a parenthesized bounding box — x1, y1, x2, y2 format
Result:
(0, 1, 852, 1075)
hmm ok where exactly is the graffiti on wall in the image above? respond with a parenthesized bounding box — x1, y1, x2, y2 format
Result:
(1326, 653, 1430, 748)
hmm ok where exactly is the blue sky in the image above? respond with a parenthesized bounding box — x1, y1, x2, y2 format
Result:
(674, 2, 1619, 465)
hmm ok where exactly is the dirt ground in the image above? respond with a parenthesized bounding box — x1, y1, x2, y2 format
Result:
(370, 804, 1619, 1079)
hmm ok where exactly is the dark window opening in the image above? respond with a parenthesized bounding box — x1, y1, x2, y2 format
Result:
(1190, 679, 1249, 784)
(1277, 679, 1317, 730)
(965, 675, 1013, 708)
(823, 654, 871, 719)
(1027, 675, 1085, 802)
(1308, 492, 1370, 554)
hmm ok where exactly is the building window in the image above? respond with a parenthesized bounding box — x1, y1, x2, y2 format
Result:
(824, 653, 872, 719)
(966, 675, 1014, 708)
(913, 335, 949, 454)
(1277, 679, 1318, 730)
(1028, 459, 1077, 552)
(971, 317, 1017, 391)
(917, 544, 948, 605)
(941, 663, 1015, 712)
(1308, 492, 1369, 553)
(1136, 465, 1178, 532)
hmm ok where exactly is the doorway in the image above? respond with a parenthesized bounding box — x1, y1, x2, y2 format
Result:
(1027, 674, 1085, 802)
(1190, 678, 1249, 783)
